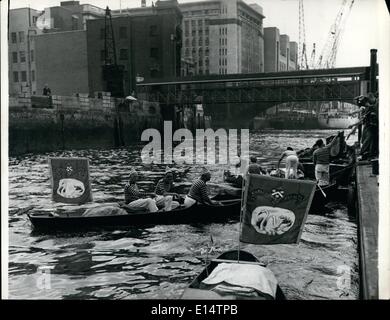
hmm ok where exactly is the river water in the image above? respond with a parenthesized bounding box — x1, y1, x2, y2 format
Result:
(8, 130, 359, 300)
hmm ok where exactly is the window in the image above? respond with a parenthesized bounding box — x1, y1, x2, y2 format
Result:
(119, 27, 127, 39)
(21, 71, 27, 82)
(72, 16, 78, 30)
(18, 31, 25, 42)
(13, 72, 18, 82)
(19, 51, 26, 63)
(33, 16, 38, 24)
(198, 38, 202, 46)
(192, 39, 196, 46)
(150, 25, 157, 36)
(31, 70, 35, 82)
(185, 39, 189, 46)
(185, 48, 189, 56)
(30, 50, 34, 62)
(150, 48, 159, 59)
(11, 32, 17, 43)
(12, 52, 17, 63)
(119, 49, 128, 60)
(191, 20, 196, 26)
(205, 38, 209, 46)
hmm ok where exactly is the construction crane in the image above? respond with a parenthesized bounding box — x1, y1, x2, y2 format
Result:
(102, 6, 124, 97)
(309, 43, 316, 69)
(316, 0, 355, 69)
(298, 0, 309, 69)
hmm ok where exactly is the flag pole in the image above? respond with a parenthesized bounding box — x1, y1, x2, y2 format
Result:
(237, 173, 247, 263)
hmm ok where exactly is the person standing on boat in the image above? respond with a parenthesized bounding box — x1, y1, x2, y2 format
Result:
(124, 169, 159, 212)
(154, 170, 180, 211)
(277, 147, 299, 179)
(184, 170, 219, 208)
(247, 156, 267, 175)
(312, 135, 339, 186)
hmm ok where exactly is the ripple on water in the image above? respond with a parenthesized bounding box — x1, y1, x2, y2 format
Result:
(8, 131, 359, 299)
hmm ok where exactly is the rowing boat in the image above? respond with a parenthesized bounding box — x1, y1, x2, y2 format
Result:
(27, 194, 241, 232)
(181, 250, 286, 300)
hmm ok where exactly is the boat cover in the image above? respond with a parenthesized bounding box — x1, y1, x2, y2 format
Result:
(201, 262, 278, 298)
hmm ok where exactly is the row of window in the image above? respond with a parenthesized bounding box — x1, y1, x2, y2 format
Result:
(11, 50, 34, 63)
(219, 27, 227, 36)
(184, 38, 209, 46)
(13, 70, 35, 83)
(219, 57, 227, 66)
(219, 48, 227, 56)
(182, 9, 220, 17)
(219, 38, 227, 46)
(184, 48, 209, 56)
(10, 31, 25, 43)
(184, 28, 210, 37)
(219, 68, 227, 75)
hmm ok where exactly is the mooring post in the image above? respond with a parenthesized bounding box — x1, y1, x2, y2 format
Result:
(369, 49, 378, 93)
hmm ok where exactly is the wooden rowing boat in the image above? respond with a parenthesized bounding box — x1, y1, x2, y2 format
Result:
(27, 194, 241, 232)
(181, 250, 286, 300)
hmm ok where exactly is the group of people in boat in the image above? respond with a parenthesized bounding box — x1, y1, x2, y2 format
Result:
(123, 168, 220, 213)
(123, 131, 341, 213)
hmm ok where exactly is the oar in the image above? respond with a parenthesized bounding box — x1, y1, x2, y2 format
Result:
(317, 183, 327, 198)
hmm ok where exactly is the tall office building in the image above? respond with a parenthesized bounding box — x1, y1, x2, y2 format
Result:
(179, 0, 265, 75)
(264, 27, 298, 72)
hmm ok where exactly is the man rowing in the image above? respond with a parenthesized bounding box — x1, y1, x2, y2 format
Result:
(123, 169, 159, 212)
(312, 134, 339, 186)
(247, 156, 267, 175)
(154, 170, 180, 211)
(184, 169, 219, 208)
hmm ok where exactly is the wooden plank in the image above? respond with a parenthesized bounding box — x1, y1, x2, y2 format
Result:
(356, 163, 379, 299)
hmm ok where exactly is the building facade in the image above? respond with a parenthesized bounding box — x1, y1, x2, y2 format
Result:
(9, 2, 104, 96)
(36, 1, 105, 33)
(264, 27, 297, 72)
(86, 0, 182, 96)
(179, 0, 265, 76)
(34, 30, 89, 96)
(8, 8, 42, 96)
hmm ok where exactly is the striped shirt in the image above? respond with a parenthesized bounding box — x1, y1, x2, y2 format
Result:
(154, 179, 173, 195)
(248, 164, 262, 174)
(313, 146, 331, 165)
(124, 183, 144, 204)
(188, 179, 210, 203)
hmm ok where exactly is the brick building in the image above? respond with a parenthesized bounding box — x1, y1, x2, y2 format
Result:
(86, 0, 182, 96)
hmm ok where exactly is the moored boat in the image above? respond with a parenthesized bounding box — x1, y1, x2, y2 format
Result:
(27, 194, 241, 232)
(181, 250, 286, 300)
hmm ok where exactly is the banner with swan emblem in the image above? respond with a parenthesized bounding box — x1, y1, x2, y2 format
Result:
(49, 157, 92, 204)
(240, 174, 316, 244)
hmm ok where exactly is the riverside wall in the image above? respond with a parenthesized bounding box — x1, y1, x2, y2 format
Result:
(8, 92, 162, 156)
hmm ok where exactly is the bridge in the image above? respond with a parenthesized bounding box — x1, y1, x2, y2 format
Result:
(136, 66, 376, 106)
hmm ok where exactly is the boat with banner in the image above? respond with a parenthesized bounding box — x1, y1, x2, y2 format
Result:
(182, 173, 317, 300)
(27, 193, 241, 232)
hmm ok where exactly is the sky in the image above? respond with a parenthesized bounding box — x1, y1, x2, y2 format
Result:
(7, 0, 388, 68)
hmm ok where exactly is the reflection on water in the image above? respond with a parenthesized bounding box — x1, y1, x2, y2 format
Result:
(8, 130, 359, 299)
